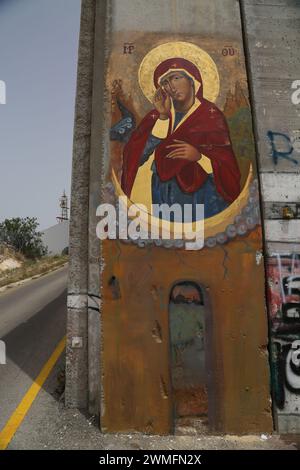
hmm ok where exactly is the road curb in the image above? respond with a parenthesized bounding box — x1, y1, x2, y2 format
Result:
(0, 263, 68, 294)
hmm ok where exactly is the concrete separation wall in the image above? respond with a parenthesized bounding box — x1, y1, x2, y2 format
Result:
(66, 0, 300, 435)
(241, 0, 300, 433)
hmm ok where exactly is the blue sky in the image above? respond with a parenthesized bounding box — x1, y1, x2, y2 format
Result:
(0, 0, 81, 229)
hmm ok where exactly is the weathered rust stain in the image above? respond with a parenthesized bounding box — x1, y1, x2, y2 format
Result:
(152, 320, 163, 343)
(108, 275, 121, 300)
(160, 375, 169, 400)
(101, 228, 273, 435)
(101, 29, 272, 436)
(174, 387, 208, 417)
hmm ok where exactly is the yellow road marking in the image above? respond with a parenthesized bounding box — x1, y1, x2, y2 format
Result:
(0, 335, 66, 450)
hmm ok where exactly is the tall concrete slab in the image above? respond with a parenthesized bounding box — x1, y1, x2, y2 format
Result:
(65, 0, 96, 411)
(97, 0, 272, 434)
(67, 0, 300, 435)
(241, 0, 300, 433)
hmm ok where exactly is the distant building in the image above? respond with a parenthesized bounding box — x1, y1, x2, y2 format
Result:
(41, 220, 69, 256)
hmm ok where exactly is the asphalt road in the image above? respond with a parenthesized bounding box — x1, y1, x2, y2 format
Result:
(0, 266, 68, 431)
(0, 265, 298, 450)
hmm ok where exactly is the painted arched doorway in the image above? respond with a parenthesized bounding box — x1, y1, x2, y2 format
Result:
(169, 281, 209, 429)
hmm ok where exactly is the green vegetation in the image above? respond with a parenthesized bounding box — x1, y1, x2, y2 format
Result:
(0, 254, 68, 288)
(0, 217, 47, 258)
(0, 217, 68, 289)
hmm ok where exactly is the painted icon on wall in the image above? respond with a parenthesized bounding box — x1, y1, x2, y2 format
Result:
(110, 41, 254, 234)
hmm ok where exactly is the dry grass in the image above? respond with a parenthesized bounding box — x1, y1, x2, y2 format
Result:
(0, 254, 68, 288)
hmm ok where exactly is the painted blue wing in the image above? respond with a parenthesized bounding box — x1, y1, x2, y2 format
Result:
(110, 99, 136, 143)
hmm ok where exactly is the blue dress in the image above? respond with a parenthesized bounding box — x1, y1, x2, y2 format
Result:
(140, 111, 229, 222)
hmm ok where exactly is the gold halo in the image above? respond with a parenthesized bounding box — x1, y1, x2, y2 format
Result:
(138, 41, 220, 103)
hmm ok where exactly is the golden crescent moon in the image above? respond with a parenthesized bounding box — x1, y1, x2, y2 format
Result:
(111, 164, 253, 240)
(138, 41, 220, 103)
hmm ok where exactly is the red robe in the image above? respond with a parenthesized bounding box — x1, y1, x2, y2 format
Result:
(121, 98, 241, 203)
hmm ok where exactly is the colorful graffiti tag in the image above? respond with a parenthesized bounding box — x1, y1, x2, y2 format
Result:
(267, 254, 300, 425)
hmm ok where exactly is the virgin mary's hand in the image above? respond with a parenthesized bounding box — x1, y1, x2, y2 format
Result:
(166, 140, 201, 162)
(153, 87, 171, 119)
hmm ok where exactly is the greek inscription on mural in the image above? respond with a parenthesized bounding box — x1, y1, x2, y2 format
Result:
(123, 42, 135, 54)
(222, 46, 235, 56)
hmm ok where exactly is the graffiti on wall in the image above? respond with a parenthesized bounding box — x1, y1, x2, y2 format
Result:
(267, 78, 300, 166)
(267, 131, 300, 166)
(267, 254, 300, 416)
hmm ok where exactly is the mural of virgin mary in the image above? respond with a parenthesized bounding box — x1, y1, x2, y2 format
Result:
(117, 57, 241, 221)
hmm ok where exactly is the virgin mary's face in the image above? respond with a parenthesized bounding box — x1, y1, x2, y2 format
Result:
(160, 71, 194, 105)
